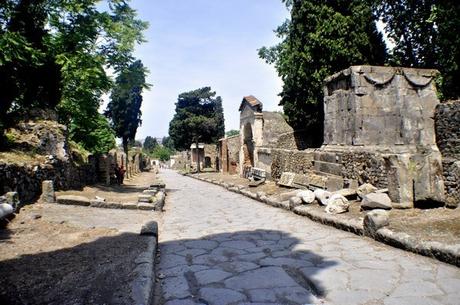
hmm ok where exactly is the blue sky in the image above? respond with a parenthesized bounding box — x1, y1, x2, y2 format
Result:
(128, 0, 289, 139)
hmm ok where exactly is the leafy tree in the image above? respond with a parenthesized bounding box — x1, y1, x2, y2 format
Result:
(168, 87, 225, 151)
(259, 0, 386, 145)
(373, 0, 460, 100)
(225, 130, 240, 137)
(0, 0, 148, 152)
(152, 145, 172, 161)
(70, 113, 116, 154)
(143, 136, 158, 152)
(161, 136, 175, 150)
(106, 59, 150, 168)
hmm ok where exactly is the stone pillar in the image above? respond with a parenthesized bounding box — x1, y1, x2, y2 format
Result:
(40, 180, 56, 203)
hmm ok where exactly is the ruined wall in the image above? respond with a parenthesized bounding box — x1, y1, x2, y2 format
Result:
(435, 100, 460, 207)
(0, 158, 97, 205)
(270, 149, 314, 180)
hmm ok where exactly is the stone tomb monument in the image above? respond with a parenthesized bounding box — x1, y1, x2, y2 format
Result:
(318, 65, 445, 207)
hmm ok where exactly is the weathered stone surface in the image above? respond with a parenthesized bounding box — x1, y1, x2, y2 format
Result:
(364, 209, 389, 237)
(279, 190, 302, 202)
(56, 195, 90, 206)
(5, 191, 19, 211)
(256, 191, 266, 199)
(288, 196, 303, 210)
(333, 188, 357, 199)
(361, 192, 392, 210)
(40, 180, 55, 203)
(0, 203, 14, 219)
(137, 202, 155, 210)
(143, 189, 158, 195)
(325, 194, 349, 214)
(357, 183, 378, 199)
(277, 172, 296, 187)
(138, 194, 153, 203)
(297, 190, 315, 204)
(314, 189, 332, 205)
(140, 221, 158, 237)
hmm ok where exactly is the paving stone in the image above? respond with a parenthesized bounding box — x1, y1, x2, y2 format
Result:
(194, 269, 232, 285)
(224, 266, 298, 290)
(390, 281, 444, 297)
(184, 240, 219, 250)
(199, 287, 247, 305)
(162, 275, 190, 300)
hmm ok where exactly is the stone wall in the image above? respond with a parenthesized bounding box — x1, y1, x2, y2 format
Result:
(0, 158, 97, 205)
(270, 149, 314, 180)
(435, 100, 460, 207)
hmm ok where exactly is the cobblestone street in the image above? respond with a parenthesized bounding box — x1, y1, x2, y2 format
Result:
(156, 170, 460, 305)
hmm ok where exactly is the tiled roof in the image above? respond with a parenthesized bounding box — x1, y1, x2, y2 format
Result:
(239, 95, 263, 111)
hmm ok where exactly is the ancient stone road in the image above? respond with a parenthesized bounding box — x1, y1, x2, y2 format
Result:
(156, 170, 460, 305)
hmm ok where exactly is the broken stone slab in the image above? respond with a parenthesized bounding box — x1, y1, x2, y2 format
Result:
(138, 194, 153, 203)
(314, 189, 332, 206)
(361, 192, 392, 210)
(228, 186, 240, 193)
(277, 172, 296, 187)
(289, 196, 303, 210)
(57, 195, 90, 206)
(333, 188, 358, 200)
(363, 209, 389, 237)
(40, 180, 55, 203)
(137, 202, 155, 210)
(325, 194, 349, 214)
(297, 190, 315, 204)
(0, 203, 14, 219)
(357, 183, 378, 199)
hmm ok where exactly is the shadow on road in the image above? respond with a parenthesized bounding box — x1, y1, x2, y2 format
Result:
(0, 232, 152, 305)
(156, 229, 338, 305)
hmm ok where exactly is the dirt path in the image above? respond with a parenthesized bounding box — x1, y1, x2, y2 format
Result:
(0, 171, 161, 305)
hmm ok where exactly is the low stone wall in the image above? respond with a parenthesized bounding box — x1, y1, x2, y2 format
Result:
(0, 158, 97, 205)
(442, 159, 460, 208)
(270, 149, 314, 180)
(339, 151, 388, 189)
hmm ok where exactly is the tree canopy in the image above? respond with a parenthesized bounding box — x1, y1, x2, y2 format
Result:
(0, 0, 148, 153)
(373, 0, 460, 100)
(106, 59, 150, 154)
(168, 87, 225, 151)
(143, 136, 158, 152)
(259, 0, 387, 144)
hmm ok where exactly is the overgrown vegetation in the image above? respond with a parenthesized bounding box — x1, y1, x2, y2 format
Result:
(0, 0, 148, 154)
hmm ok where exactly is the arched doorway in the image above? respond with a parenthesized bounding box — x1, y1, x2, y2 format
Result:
(243, 123, 254, 168)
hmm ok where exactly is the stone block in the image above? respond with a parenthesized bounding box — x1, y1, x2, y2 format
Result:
(314, 160, 343, 176)
(325, 175, 344, 191)
(361, 192, 392, 210)
(357, 183, 378, 199)
(140, 220, 158, 237)
(122, 202, 138, 210)
(57, 195, 90, 206)
(288, 196, 303, 210)
(40, 180, 55, 203)
(325, 194, 349, 214)
(143, 189, 158, 195)
(137, 202, 155, 210)
(138, 194, 153, 203)
(0, 203, 14, 219)
(6, 191, 20, 211)
(277, 172, 296, 187)
(363, 209, 389, 237)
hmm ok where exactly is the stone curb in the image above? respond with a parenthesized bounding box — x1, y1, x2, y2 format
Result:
(55, 197, 165, 211)
(131, 220, 159, 305)
(187, 174, 460, 267)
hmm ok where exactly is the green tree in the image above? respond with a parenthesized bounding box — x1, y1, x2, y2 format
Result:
(0, 0, 148, 151)
(259, 0, 386, 145)
(168, 87, 225, 151)
(106, 59, 150, 169)
(225, 130, 240, 137)
(143, 136, 158, 152)
(161, 136, 175, 150)
(373, 0, 460, 99)
(152, 145, 172, 161)
(70, 113, 116, 154)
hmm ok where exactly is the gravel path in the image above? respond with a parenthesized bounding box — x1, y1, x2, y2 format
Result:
(156, 169, 460, 305)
